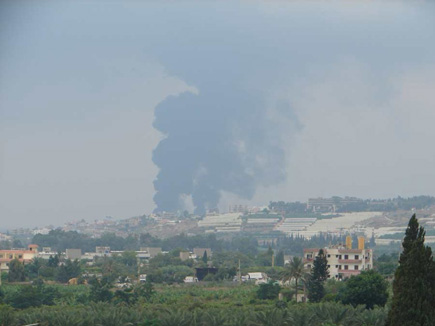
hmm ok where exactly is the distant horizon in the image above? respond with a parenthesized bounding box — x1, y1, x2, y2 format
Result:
(1, 193, 432, 231)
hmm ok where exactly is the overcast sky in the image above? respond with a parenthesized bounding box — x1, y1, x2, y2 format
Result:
(1, 1, 435, 229)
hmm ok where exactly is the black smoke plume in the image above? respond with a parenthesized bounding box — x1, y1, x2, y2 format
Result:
(152, 85, 294, 215)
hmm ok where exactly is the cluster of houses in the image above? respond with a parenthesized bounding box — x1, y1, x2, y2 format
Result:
(1, 237, 374, 295)
(0, 244, 213, 273)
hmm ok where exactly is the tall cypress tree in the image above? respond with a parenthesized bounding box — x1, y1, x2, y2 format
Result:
(386, 214, 435, 326)
(275, 249, 285, 267)
(307, 248, 329, 302)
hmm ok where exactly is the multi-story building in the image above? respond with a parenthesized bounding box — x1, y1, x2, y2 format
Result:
(303, 236, 373, 279)
(0, 244, 39, 272)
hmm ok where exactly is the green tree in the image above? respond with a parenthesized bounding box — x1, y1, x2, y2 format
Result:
(89, 276, 113, 302)
(47, 254, 60, 267)
(375, 253, 398, 277)
(307, 249, 329, 302)
(275, 250, 285, 267)
(136, 280, 155, 301)
(25, 257, 46, 280)
(4, 284, 59, 309)
(256, 281, 281, 300)
(337, 270, 388, 309)
(386, 214, 435, 325)
(282, 256, 304, 302)
(118, 251, 138, 267)
(56, 259, 81, 283)
(202, 250, 208, 264)
(370, 232, 376, 248)
(257, 246, 274, 267)
(8, 259, 25, 282)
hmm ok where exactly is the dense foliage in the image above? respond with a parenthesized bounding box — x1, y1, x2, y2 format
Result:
(307, 249, 329, 303)
(374, 253, 398, 277)
(256, 281, 281, 300)
(270, 196, 435, 214)
(0, 289, 390, 326)
(337, 270, 388, 309)
(8, 259, 25, 283)
(386, 214, 435, 326)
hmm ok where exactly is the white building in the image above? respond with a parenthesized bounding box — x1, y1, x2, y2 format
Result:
(303, 236, 373, 279)
(184, 276, 198, 283)
(246, 272, 269, 284)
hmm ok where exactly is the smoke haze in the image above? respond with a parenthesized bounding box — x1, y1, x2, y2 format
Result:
(1, 1, 435, 227)
(152, 88, 299, 214)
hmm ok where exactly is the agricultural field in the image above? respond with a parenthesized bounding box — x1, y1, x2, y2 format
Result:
(0, 282, 389, 326)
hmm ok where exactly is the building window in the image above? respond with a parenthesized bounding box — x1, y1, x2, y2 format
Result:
(307, 264, 311, 268)
(344, 265, 348, 270)
(335, 265, 338, 268)
(355, 265, 359, 270)
(355, 255, 359, 260)
(344, 255, 349, 259)
(327, 265, 330, 268)
(18, 255, 23, 259)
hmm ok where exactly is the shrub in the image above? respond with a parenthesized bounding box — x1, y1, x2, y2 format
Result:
(256, 281, 281, 300)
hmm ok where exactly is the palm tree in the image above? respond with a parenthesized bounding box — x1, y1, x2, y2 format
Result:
(311, 302, 353, 326)
(159, 309, 193, 326)
(300, 269, 311, 303)
(251, 309, 289, 326)
(282, 257, 304, 302)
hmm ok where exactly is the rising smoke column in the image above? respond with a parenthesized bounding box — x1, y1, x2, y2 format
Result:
(152, 86, 289, 215)
(147, 5, 309, 215)
(147, 1, 422, 214)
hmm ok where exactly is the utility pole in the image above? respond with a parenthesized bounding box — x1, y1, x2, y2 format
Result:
(238, 259, 241, 284)
(137, 257, 141, 282)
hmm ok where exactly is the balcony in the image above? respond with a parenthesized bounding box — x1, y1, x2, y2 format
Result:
(338, 259, 362, 264)
(338, 269, 361, 275)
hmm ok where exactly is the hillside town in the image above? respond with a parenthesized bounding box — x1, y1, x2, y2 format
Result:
(7, 196, 435, 248)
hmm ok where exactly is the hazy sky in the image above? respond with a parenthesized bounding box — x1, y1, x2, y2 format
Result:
(1, 1, 435, 228)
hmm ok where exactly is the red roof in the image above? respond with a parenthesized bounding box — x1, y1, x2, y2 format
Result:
(303, 248, 320, 252)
